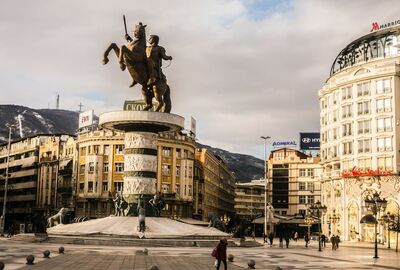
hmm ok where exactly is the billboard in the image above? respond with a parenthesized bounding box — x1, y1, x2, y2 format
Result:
(272, 141, 297, 148)
(79, 110, 94, 129)
(183, 116, 196, 138)
(300, 132, 320, 150)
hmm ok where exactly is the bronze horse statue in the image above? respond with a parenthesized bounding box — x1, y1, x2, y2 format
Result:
(102, 22, 171, 112)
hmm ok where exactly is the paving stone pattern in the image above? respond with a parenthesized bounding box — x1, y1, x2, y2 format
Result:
(2, 239, 400, 270)
(18, 253, 244, 270)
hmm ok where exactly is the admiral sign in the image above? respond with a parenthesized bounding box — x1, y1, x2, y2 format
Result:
(300, 132, 320, 150)
(272, 141, 297, 148)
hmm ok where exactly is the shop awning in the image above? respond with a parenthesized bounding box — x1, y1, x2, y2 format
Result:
(254, 216, 281, 224)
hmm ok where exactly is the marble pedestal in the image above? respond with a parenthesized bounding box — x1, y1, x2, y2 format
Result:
(99, 111, 184, 216)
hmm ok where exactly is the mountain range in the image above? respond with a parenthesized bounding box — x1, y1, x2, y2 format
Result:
(0, 104, 263, 182)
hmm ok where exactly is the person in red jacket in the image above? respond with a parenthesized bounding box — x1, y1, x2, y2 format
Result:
(214, 238, 228, 270)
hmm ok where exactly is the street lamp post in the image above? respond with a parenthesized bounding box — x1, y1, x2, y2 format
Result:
(260, 136, 270, 237)
(0, 127, 12, 236)
(305, 215, 313, 237)
(308, 201, 327, 252)
(364, 192, 388, 259)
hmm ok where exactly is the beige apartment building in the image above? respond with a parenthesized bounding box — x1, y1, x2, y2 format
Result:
(37, 135, 76, 214)
(267, 148, 322, 217)
(194, 148, 235, 221)
(157, 132, 195, 218)
(319, 23, 400, 242)
(75, 129, 124, 218)
(0, 134, 75, 233)
(75, 129, 195, 219)
(235, 179, 265, 220)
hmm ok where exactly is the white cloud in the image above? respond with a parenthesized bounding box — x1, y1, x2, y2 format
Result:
(0, 0, 399, 158)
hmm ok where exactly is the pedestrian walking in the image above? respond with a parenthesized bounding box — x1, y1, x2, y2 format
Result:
(279, 233, 284, 248)
(285, 234, 290, 248)
(294, 231, 298, 242)
(268, 232, 274, 246)
(212, 238, 228, 270)
(335, 235, 340, 249)
(321, 234, 326, 248)
(263, 233, 267, 244)
(304, 233, 310, 248)
(330, 235, 337, 250)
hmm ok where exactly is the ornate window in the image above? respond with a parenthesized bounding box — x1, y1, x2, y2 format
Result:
(376, 79, 392, 94)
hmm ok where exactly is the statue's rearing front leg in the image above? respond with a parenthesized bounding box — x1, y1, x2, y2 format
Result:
(103, 43, 121, 65)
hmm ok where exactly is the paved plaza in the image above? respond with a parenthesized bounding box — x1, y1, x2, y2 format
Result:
(1, 238, 400, 269)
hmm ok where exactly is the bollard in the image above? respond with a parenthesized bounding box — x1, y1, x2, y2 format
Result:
(228, 254, 234, 262)
(26, 255, 35, 265)
(43, 250, 50, 258)
(0, 261, 4, 270)
(149, 266, 159, 270)
(247, 259, 256, 269)
(59, 246, 65, 254)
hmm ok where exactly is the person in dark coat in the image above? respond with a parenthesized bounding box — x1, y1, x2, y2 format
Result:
(330, 235, 337, 250)
(214, 238, 228, 270)
(304, 233, 310, 247)
(279, 232, 284, 248)
(285, 233, 290, 248)
(335, 235, 340, 249)
(268, 232, 274, 246)
(321, 234, 326, 248)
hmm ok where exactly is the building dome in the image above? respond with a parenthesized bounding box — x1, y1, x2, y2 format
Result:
(330, 25, 400, 76)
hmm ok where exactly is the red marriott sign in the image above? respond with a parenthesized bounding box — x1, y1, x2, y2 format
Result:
(370, 20, 400, 32)
(341, 167, 393, 178)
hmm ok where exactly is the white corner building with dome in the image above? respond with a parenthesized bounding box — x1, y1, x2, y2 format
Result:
(319, 21, 400, 243)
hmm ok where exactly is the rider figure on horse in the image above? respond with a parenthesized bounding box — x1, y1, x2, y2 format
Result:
(146, 35, 172, 84)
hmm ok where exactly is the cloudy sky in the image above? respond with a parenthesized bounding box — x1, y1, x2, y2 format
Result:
(0, 0, 398, 158)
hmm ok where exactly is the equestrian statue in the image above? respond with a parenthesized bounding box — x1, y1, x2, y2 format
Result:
(103, 16, 172, 113)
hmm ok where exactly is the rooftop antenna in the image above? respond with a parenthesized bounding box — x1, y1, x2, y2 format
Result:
(56, 93, 60, 110)
(78, 102, 84, 112)
(17, 114, 23, 138)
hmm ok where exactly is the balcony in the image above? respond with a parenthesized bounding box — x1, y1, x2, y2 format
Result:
(0, 194, 36, 202)
(10, 168, 37, 178)
(40, 156, 57, 163)
(0, 181, 36, 191)
(0, 156, 38, 170)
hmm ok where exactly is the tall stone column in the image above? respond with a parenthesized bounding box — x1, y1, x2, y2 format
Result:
(123, 132, 157, 203)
